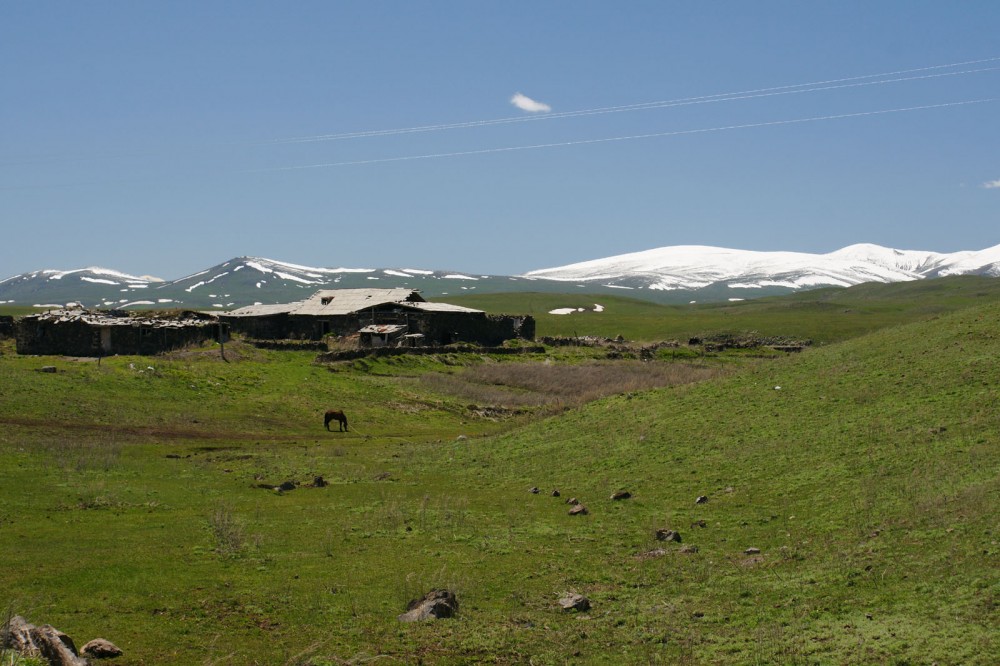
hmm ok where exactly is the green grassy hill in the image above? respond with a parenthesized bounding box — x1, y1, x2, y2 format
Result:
(1, 294, 997, 664)
(452, 301, 999, 663)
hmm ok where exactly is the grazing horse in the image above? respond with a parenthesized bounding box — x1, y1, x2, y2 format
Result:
(324, 409, 349, 432)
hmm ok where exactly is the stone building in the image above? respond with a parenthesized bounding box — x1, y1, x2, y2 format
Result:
(15, 308, 226, 356)
(221, 288, 534, 346)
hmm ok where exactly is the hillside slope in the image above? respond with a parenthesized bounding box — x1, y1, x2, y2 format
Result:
(443, 301, 999, 663)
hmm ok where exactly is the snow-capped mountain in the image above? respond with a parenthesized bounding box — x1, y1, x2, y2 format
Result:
(156, 257, 505, 308)
(523, 243, 1000, 292)
(0, 257, 517, 309)
(2, 244, 999, 310)
(0, 267, 165, 308)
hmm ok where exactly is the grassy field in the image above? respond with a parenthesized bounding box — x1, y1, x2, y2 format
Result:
(1, 286, 998, 664)
(0, 305, 40, 317)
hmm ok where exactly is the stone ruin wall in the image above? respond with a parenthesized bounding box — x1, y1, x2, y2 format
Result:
(15, 318, 221, 356)
(224, 311, 535, 347)
(412, 312, 535, 346)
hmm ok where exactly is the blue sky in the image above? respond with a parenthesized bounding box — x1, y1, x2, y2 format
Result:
(3, 1, 999, 279)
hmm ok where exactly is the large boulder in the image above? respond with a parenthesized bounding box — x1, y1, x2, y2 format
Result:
(397, 589, 459, 622)
(1, 615, 88, 666)
(558, 593, 591, 612)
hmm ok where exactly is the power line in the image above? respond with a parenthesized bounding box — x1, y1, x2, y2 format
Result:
(259, 98, 996, 172)
(266, 57, 1000, 145)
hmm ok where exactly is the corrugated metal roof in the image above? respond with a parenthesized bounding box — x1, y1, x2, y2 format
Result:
(222, 289, 483, 317)
(292, 288, 424, 315)
(402, 301, 483, 314)
(224, 302, 301, 317)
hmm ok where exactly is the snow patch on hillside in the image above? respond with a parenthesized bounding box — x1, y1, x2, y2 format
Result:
(549, 304, 605, 315)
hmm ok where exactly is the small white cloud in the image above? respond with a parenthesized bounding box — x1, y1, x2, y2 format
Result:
(983, 179, 1000, 189)
(511, 92, 551, 113)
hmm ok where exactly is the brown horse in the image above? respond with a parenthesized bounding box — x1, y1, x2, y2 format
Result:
(324, 409, 348, 432)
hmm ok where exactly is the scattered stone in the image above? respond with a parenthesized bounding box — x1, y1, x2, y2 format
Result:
(372, 471, 391, 481)
(39, 366, 58, 373)
(312, 476, 328, 487)
(724, 486, 734, 493)
(566, 497, 579, 505)
(690, 519, 707, 528)
(568, 504, 589, 516)
(529, 486, 540, 494)
(610, 491, 631, 500)
(637, 548, 667, 559)
(81, 637, 123, 659)
(165, 454, 181, 459)
(398, 589, 458, 622)
(551, 489, 561, 497)
(277, 481, 296, 492)
(745, 547, 761, 555)
(455, 435, 468, 441)
(679, 545, 700, 554)
(655, 529, 682, 543)
(558, 593, 591, 612)
(695, 495, 709, 504)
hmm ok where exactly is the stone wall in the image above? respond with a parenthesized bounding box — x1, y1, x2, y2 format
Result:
(224, 310, 535, 346)
(223, 313, 365, 340)
(16, 316, 224, 356)
(413, 313, 535, 346)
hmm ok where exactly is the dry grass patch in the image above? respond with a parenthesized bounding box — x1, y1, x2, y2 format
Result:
(419, 360, 727, 409)
(159, 337, 267, 363)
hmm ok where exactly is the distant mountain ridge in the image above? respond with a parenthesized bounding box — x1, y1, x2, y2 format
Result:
(2, 243, 999, 310)
(523, 243, 1000, 290)
(0, 257, 528, 310)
